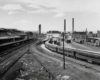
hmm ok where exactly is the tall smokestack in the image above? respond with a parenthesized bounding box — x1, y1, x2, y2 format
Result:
(86, 28, 87, 42)
(86, 28, 87, 33)
(72, 18, 74, 33)
(39, 24, 41, 34)
(64, 19, 66, 33)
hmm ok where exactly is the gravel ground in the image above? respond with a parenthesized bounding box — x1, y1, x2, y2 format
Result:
(2, 43, 100, 80)
(15, 53, 50, 80)
(33, 44, 100, 80)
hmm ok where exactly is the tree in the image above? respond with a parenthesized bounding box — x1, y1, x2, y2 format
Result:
(89, 31, 93, 34)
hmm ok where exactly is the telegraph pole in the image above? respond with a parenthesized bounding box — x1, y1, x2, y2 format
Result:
(63, 19, 66, 69)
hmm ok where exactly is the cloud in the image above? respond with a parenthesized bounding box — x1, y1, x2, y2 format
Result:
(28, 4, 41, 9)
(13, 0, 100, 14)
(13, 20, 33, 31)
(28, 8, 59, 14)
(8, 11, 19, 15)
(28, 9, 50, 14)
(0, 4, 24, 10)
(55, 13, 65, 17)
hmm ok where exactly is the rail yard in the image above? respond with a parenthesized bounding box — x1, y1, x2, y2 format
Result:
(1, 26, 100, 80)
(1, 28, 100, 80)
(1, 40, 100, 80)
(0, 14, 100, 80)
(2, 0, 100, 80)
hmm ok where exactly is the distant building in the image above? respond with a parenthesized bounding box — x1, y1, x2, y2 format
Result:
(72, 31, 87, 43)
(72, 31, 86, 39)
(46, 30, 61, 38)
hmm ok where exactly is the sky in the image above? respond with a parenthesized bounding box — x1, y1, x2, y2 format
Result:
(0, 0, 100, 33)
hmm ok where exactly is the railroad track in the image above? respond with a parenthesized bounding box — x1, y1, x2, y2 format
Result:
(0, 39, 36, 57)
(0, 41, 36, 79)
(0, 42, 31, 63)
(30, 42, 57, 80)
(35, 44, 100, 74)
(0, 43, 27, 57)
(32, 53, 56, 80)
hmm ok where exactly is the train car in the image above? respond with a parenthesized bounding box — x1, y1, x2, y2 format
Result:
(45, 41, 75, 57)
(57, 46, 63, 54)
(64, 47, 75, 57)
(45, 40, 100, 64)
(45, 42, 57, 52)
(75, 49, 100, 63)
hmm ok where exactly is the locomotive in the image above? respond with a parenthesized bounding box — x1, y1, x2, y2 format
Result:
(45, 41, 100, 64)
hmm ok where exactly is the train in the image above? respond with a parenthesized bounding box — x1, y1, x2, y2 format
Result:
(45, 41, 100, 64)
(0, 28, 37, 53)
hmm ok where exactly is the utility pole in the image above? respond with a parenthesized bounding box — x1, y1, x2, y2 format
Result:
(63, 19, 66, 69)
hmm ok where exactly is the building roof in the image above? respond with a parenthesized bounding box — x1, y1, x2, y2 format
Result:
(0, 28, 26, 36)
(11, 29, 26, 35)
(47, 30, 61, 34)
(73, 31, 86, 35)
(0, 28, 25, 39)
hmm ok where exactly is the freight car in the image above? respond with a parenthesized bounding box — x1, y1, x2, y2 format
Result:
(45, 42, 100, 64)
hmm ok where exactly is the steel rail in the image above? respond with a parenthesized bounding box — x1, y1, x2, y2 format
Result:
(0, 41, 30, 57)
(31, 42, 57, 80)
(0, 41, 35, 80)
(32, 54, 56, 80)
